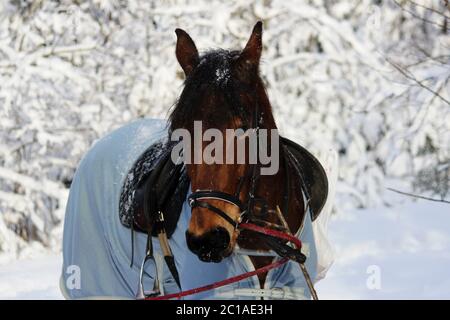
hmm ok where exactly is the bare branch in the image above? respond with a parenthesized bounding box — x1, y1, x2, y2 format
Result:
(393, 0, 447, 29)
(384, 57, 450, 106)
(407, 0, 450, 20)
(387, 187, 450, 204)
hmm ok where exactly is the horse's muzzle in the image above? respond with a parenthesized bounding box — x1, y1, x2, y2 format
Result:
(185, 227, 231, 263)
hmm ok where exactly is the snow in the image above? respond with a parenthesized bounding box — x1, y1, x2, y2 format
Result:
(315, 198, 450, 299)
(1, 0, 448, 255)
(1, 198, 448, 300)
(0, 254, 63, 299)
(0, 0, 448, 300)
(215, 67, 229, 84)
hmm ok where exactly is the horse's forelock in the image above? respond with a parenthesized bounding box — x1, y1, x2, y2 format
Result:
(169, 49, 259, 132)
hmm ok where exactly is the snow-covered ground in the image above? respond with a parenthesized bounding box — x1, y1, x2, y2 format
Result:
(0, 254, 63, 299)
(0, 198, 448, 300)
(316, 198, 450, 299)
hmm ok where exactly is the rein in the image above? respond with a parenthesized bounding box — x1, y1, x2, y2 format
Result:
(146, 222, 301, 300)
(147, 257, 289, 300)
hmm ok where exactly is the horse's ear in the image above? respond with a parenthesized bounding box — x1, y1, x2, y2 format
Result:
(175, 28, 199, 77)
(234, 21, 263, 79)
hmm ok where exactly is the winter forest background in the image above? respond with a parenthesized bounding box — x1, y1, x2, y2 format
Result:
(0, 0, 449, 267)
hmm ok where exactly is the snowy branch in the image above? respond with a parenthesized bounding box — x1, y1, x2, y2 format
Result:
(0, 0, 448, 254)
(385, 57, 450, 106)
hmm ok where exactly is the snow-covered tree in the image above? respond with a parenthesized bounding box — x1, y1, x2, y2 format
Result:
(0, 0, 448, 257)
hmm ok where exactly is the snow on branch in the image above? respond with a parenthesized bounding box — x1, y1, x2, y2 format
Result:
(0, 0, 448, 254)
(0, 168, 65, 200)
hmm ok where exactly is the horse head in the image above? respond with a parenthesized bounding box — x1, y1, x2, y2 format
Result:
(169, 22, 287, 263)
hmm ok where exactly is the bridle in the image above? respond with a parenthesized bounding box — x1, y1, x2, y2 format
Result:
(187, 99, 267, 231)
(188, 190, 245, 229)
(180, 99, 319, 300)
(138, 92, 319, 300)
(187, 158, 267, 230)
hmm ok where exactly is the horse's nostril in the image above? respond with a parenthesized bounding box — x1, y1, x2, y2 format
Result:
(185, 230, 202, 254)
(208, 227, 230, 250)
(185, 227, 230, 260)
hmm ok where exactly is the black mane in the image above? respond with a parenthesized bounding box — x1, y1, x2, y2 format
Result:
(169, 49, 255, 132)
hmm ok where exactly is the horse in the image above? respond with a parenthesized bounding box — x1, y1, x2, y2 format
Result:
(60, 22, 337, 300)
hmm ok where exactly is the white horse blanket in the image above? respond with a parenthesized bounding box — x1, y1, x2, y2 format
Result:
(60, 118, 337, 300)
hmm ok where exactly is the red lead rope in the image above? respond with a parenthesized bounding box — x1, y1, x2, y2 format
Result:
(145, 222, 302, 300)
(238, 223, 302, 248)
(147, 257, 289, 300)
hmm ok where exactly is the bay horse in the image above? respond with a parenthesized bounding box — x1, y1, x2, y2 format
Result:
(172, 22, 304, 272)
(60, 22, 334, 300)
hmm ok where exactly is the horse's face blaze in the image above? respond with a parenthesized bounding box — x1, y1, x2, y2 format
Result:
(172, 22, 265, 262)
